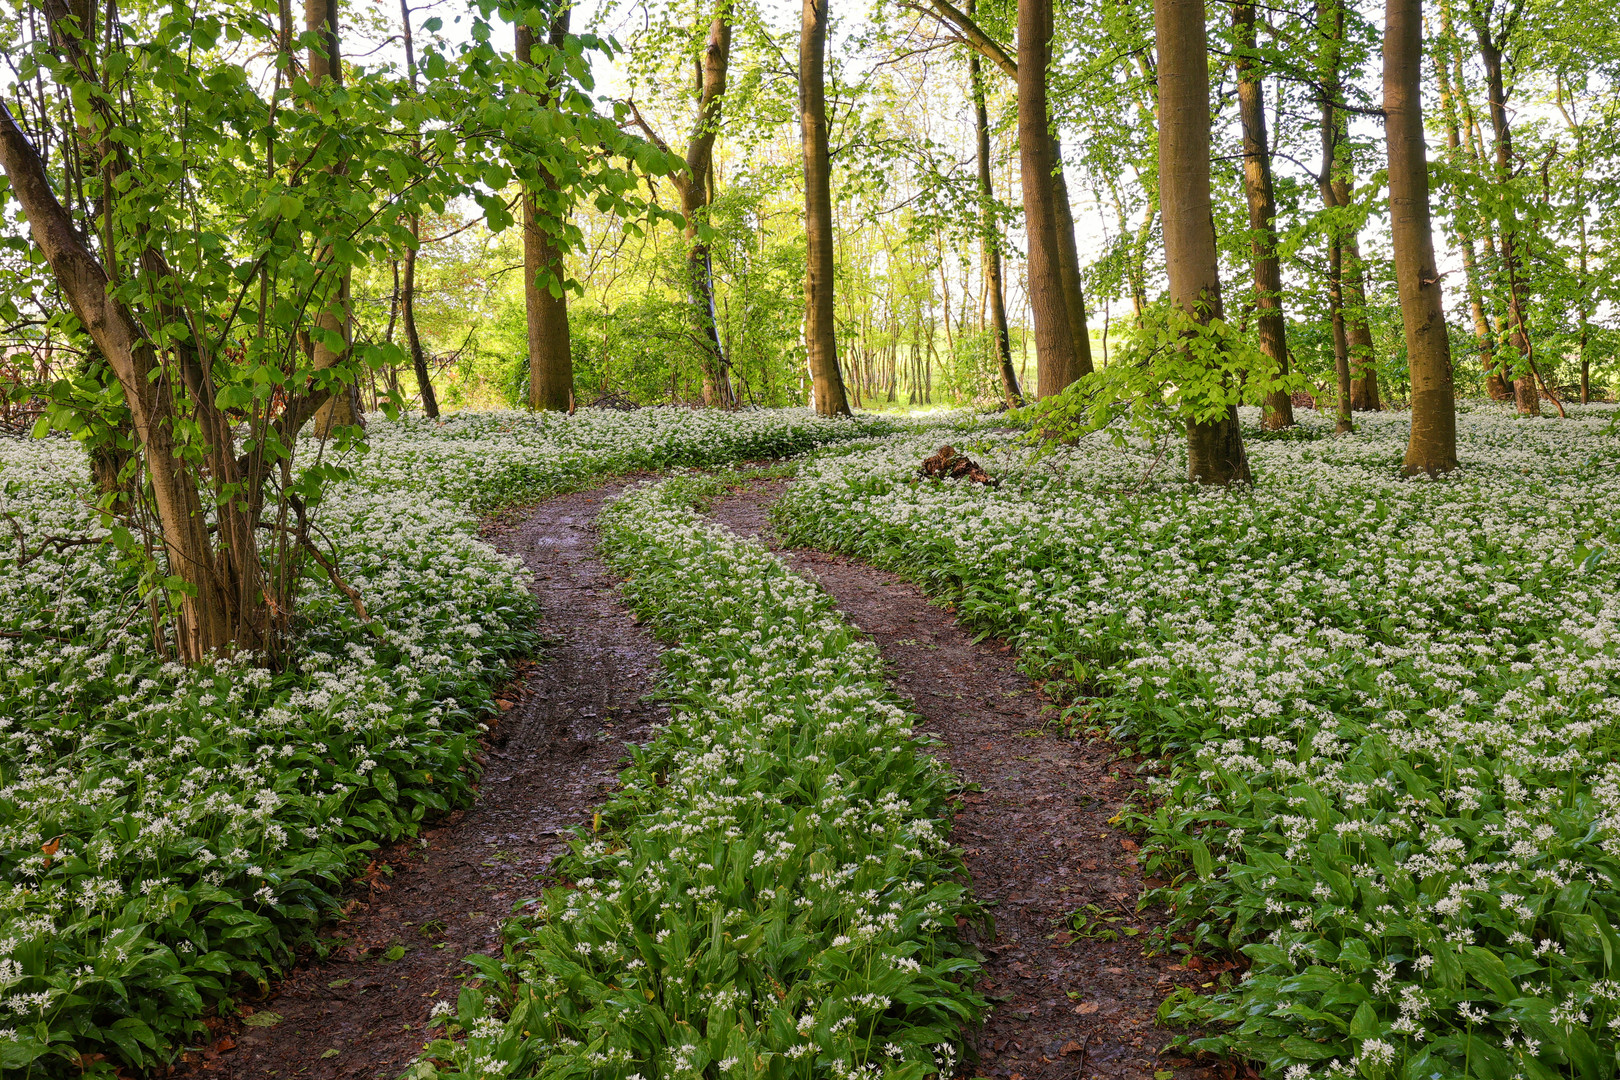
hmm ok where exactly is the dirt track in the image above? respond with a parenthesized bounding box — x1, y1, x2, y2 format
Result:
(178, 486, 664, 1079)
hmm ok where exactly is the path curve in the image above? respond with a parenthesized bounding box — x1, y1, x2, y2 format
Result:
(182, 486, 665, 1079)
(706, 481, 1210, 1080)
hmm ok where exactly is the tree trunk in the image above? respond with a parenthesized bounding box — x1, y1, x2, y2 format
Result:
(1050, 142, 1095, 382)
(1017, 0, 1081, 398)
(683, 8, 735, 408)
(403, 216, 439, 417)
(1470, 2, 1538, 414)
(399, 0, 437, 418)
(967, 1, 1022, 408)
(1317, 0, 1379, 413)
(306, 0, 363, 434)
(1329, 238, 1354, 432)
(1156, 0, 1251, 484)
(518, 19, 575, 412)
(1435, 4, 1506, 399)
(1554, 72, 1591, 405)
(0, 102, 277, 660)
(800, 0, 851, 415)
(1386, 0, 1458, 474)
(1233, 0, 1293, 429)
(1343, 237, 1380, 409)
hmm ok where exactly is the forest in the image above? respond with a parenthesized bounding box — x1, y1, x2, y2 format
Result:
(1, 0, 1619, 1075)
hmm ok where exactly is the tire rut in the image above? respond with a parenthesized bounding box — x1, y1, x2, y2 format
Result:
(180, 485, 665, 1080)
(705, 481, 1212, 1080)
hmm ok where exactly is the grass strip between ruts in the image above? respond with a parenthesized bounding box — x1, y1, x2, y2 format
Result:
(410, 475, 983, 1080)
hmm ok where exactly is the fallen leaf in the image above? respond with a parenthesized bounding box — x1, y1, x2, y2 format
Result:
(1061, 1041, 1084, 1056)
(41, 837, 59, 869)
(1121, 839, 1139, 851)
(495, 699, 515, 712)
(1075, 1002, 1099, 1015)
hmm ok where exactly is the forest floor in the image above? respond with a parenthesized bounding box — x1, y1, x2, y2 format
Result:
(174, 486, 668, 1079)
(181, 474, 1213, 1080)
(705, 481, 1213, 1080)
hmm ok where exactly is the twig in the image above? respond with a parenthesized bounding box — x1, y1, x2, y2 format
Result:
(3, 512, 104, 568)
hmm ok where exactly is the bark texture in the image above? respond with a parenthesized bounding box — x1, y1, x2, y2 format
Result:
(0, 103, 308, 660)
(1470, 3, 1538, 414)
(1155, 0, 1250, 485)
(1233, 0, 1293, 429)
(800, 0, 851, 415)
(518, 19, 576, 412)
(402, 216, 439, 418)
(967, 0, 1022, 408)
(1018, 0, 1082, 398)
(1386, 0, 1458, 474)
(305, 0, 363, 434)
(1316, 0, 1379, 413)
(683, 10, 735, 407)
(1434, 5, 1505, 400)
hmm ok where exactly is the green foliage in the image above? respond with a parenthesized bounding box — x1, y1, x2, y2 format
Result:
(1014, 303, 1303, 449)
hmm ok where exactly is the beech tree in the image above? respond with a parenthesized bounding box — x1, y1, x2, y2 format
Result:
(924, 0, 1092, 397)
(1387, 0, 1459, 472)
(1155, 0, 1251, 484)
(967, 0, 1022, 407)
(627, 2, 738, 407)
(801, 0, 852, 415)
(519, 8, 578, 413)
(1466, 0, 1540, 415)
(1232, 0, 1293, 429)
(399, 0, 440, 419)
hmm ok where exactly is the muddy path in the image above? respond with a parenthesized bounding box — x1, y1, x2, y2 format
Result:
(706, 482, 1210, 1080)
(181, 486, 666, 1080)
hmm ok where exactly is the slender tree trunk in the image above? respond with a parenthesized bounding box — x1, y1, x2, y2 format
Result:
(966, 3, 1022, 407)
(399, 0, 437, 417)
(1387, 0, 1458, 473)
(518, 19, 575, 412)
(1470, 3, 1537, 414)
(1434, 4, 1505, 399)
(1017, 0, 1081, 398)
(306, 0, 363, 434)
(1233, 0, 1293, 429)
(800, 0, 850, 415)
(1329, 238, 1354, 432)
(1554, 73, 1591, 405)
(1342, 237, 1380, 409)
(1316, 0, 1378, 413)
(681, 8, 735, 408)
(1156, 0, 1250, 484)
(403, 217, 439, 417)
(0, 102, 280, 660)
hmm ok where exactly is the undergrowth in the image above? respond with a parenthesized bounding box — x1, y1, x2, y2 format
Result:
(773, 406, 1620, 1080)
(409, 476, 983, 1080)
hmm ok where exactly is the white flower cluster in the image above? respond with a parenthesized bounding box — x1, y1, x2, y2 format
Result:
(776, 404, 1620, 1079)
(0, 407, 891, 1074)
(410, 474, 981, 1079)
